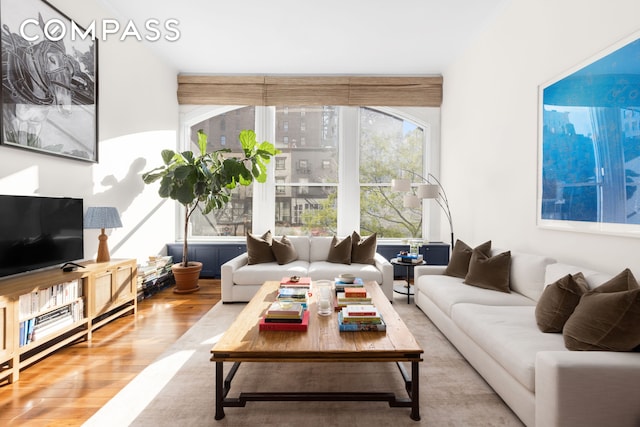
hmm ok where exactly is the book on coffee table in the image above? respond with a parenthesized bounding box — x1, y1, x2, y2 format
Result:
(280, 276, 311, 287)
(259, 310, 310, 331)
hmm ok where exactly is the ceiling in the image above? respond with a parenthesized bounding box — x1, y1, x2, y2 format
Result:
(97, 0, 509, 75)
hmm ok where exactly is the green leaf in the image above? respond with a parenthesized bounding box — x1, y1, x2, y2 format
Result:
(161, 150, 176, 164)
(197, 129, 208, 156)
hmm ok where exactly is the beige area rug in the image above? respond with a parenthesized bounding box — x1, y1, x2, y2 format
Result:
(84, 293, 524, 427)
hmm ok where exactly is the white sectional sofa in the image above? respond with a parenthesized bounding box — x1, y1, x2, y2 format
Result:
(414, 249, 640, 427)
(221, 235, 393, 303)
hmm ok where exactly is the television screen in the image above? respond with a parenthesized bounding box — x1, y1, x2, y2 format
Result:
(0, 195, 84, 278)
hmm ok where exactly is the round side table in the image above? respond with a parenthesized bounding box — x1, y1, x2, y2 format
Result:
(391, 258, 426, 304)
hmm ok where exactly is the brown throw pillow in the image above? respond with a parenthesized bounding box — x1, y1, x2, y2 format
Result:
(445, 240, 491, 278)
(351, 231, 377, 265)
(327, 235, 352, 264)
(463, 249, 511, 293)
(246, 230, 275, 265)
(535, 272, 589, 333)
(563, 268, 640, 351)
(271, 235, 298, 265)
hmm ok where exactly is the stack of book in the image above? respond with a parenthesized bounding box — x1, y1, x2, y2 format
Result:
(137, 256, 174, 301)
(277, 287, 309, 308)
(280, 276, 311, 288)
(278, 276, 311, 308)
(334, 277, 364, 294)
(259, 301, 309, 331)
(20, 299, 85, 346)
(396, 253, 424, 264)
(338, 304, 386, 332)
(335, 286, 372, 309)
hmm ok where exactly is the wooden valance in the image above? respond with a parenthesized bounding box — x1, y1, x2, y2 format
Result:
(177, 75, 443, 107)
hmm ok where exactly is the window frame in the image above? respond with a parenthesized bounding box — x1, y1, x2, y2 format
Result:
(179, 105, 440, 243)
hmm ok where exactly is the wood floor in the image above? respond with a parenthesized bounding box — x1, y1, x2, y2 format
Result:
(0, 279, 221, 426)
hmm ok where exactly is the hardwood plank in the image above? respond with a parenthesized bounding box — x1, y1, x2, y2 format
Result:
(0, 279, 220, 425)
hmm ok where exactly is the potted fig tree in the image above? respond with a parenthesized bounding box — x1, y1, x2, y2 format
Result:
(142, 129, 279, 293)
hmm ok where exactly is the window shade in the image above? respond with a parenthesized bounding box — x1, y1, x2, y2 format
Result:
(177, 75, 443, 107)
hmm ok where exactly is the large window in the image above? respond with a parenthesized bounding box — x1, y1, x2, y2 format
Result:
(359, 108, 424, 238)
(183, 106, 430, 240)
(187, 106, 256, 237)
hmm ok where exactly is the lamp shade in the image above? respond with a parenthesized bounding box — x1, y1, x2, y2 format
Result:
(391, 178, 411, 192)
(84, 207, 122, 229)
(417, 184, 439, 199)
(403, 194, 421, 209)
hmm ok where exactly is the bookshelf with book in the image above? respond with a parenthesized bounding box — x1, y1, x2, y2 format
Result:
(0, 258, 138, 383)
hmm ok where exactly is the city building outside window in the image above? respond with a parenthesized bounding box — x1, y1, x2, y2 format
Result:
(182, 105, 429, 240)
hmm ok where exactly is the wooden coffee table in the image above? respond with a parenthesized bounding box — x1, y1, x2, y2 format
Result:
(211, 280, 424, 421)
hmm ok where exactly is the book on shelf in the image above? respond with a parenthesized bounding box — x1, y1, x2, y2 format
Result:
(259, 310, 309, 331)
(338, 312, 386, 332)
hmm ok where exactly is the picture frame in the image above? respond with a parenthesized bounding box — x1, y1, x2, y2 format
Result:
(1, 0, 98, 162)
(537, 31, 640, 238)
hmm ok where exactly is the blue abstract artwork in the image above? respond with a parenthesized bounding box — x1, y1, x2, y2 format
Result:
(541, 36, 640, 229)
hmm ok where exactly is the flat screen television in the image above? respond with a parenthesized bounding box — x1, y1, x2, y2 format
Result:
(0, 195, 84, 279)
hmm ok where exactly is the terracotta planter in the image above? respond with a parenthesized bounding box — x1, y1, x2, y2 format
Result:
(172, 261, 202, 294)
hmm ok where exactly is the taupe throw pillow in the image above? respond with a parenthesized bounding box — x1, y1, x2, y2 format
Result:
(535, 272, 589, 333)
(246, 230, 275, 265)
(271, 235, 298, 265)
(463, 249, 511, 293)
(351, 231, 377, 265)
(327, 235, 352, 264)
(445, 240, 491, 278)
(563, 268, 640, 351)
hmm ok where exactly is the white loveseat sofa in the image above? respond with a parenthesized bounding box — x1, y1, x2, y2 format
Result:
(414, 249, 640, 427)
(221, 236, 393, 303)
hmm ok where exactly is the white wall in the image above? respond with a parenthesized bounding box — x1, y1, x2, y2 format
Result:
(441, 0, 640, 275)
(0, 0, 179, 265)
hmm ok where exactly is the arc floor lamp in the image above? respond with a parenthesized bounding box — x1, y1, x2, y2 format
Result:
(391, 172, 454, 250)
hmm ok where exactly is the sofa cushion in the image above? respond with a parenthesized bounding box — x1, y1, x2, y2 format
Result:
(563, 269, 640, 351)
(416, 274, 535, 317)
(271, 235, 299, 265)
(351, 231, 377, 265)
(309, 237, 331, 262)
(444, 240, 491, 278)
(464, 249, 511, 293)
(327, 235, 352, 264)
(508, 252, 557, 301)
(545, 263, 613, 291)
(308, 261, 382, 283)
(451, 304, 567, 392)
(233, 260, 309, 285)
(246, 230, 276, 265)
(535, 272, 589, 333)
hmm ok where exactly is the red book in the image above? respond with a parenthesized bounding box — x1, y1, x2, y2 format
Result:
(259, 310, 309, 331)
(344, 287, 367, 298)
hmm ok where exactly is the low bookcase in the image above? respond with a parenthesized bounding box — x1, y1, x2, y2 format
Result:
(0, 259, 137, 384)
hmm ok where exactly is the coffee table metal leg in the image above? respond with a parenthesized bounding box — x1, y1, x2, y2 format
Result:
(410, 361, 420, 421)
(215, 361, 225, 420)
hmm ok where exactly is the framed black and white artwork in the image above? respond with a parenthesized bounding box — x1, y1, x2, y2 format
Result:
(1, 0, 98, 162)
